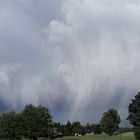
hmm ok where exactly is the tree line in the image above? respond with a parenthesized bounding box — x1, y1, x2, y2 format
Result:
(0, 104, 54, 140)
(0, 92, 140, 140)
(54, 121, 103, 136)
(58, 91, 140, 140)
(0, 106, 121, 139)
(54, 108, 120, 137)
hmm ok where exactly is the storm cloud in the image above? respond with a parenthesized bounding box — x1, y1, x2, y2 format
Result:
(0, 0, 140, 124)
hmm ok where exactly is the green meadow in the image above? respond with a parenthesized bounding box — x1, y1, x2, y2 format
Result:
(59, 132, 135, 140)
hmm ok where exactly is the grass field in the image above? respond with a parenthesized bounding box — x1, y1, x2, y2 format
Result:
(58, 132, 135, 140)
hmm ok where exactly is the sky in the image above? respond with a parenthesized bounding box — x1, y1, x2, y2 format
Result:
(0, 0, 140, 126)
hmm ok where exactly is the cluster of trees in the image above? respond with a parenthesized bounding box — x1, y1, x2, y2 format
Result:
(98, 92, 140, 140)
(0, 92, 140, 140)
(0, 104, 54, 140)
(54, 109, 120, 137)
(54, 91, 140, 139)
(0, 106, 120, 140)
(0, 106, 121, 139)
(54, 121, 102, 136)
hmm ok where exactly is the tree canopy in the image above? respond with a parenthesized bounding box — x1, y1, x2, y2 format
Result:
(0, 104, 53, 140)
(128, 92, 140, 140)
(22, 104, 53, 140)
(100, 108, 121, 135)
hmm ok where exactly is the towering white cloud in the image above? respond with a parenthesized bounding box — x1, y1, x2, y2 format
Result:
(0, 0, 140, 124)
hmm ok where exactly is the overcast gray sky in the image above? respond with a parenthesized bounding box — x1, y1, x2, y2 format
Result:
(0, 0, 140, 125)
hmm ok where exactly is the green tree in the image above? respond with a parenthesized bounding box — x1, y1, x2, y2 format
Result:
(0, 111, 19, 140)
(66, 120, 72, 136)
(61, 124, 67, 136)
(15, 113, 24, 139)
(92, 124, 102, 134)
(21, 104, 53, 140)
(54, 122, 62, 133)
(128, 92, 140, 140)
(36, 105, 53, 138)
(21, 104, 38, 140)
(72, 121, 81, 135)
(47, 123, 57, 140)
(86, 123, 92, 133)
(100, 108, 121, 136)
(81, 127, 86, 135)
